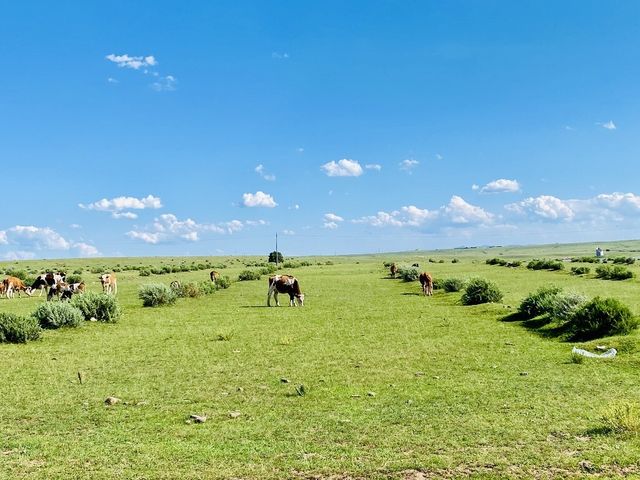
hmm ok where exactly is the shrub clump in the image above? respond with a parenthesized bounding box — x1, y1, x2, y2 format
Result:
(550, 292, 588, 322)
(33, 303, 84, 329)
(612, 257, 636, 265)
(397, 266, 419, 282)
(138, 284, 178, 307)
(461, 278, 503, 305)
(216, 276, 231, 289)
(486, 258, 508, 266)
(602, 401, 640, 434)
(527, 259, 564, 271)
(72, 292, 121, 323)
(0, 313, 41, 343)
(238, 270, 261, 281)
(441, 278, 465, 292)
(571, 266, 590, 275)
(518, 286, 563, 319)
(595, 265, 634, 280)
(569, 297, 638, 340)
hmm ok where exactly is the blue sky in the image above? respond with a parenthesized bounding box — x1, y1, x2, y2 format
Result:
(2, 1, 640, 259)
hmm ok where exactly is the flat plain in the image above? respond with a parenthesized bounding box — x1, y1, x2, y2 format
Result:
(1, 240, 640, 479)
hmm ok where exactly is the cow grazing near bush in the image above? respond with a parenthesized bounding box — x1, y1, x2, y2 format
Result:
(419, 272, 433, 296)
(29, 272, 66, 297)
(59, 282, 85, 301)
(100, 273, 117, 295)
(267, 275, 304, 307)
(390, 263, 398, 278)
(210, 270, 220, 284)
(3, 276, 32, 299)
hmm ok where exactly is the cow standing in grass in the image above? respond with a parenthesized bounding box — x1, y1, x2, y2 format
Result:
(267, 275, 304, 306)
(3, 277, 32, 299)
(100, 273, 117, 295)
(390, 263, 398, 278)
(419, 272, 433, 296)
(29, 272, 66, 298)
(210, 270, 220, 285)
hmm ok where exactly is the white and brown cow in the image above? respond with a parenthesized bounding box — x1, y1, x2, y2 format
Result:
(419, 272, 433, 296)
(29, 272, 66, 298)
(59, 282, 85, 301)
(267, 275, 304, 307)
(100, 273, 117, 295)
(3, 276, 32, 299)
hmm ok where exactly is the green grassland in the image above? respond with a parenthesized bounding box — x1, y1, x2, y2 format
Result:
(2, 240, 640, 478)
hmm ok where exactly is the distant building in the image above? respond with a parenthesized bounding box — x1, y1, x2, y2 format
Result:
(596, 247, 604, 258)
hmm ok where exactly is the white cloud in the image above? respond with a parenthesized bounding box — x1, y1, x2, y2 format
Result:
(107, 77, 119, 84)
(0, 231, 6, 244)
(181, 232, 199, 241)
(594, 192, 640, 211)
(272, 52, 290, 60)
(151, 75, 177, 92)
(127, 231, 162, 244)
(321, 159, 363, 177)
(476, 179, 521, 194)
(74, 242, 101, 257)
(283, 229, 295, 235)
(598, 120, 617, 130)
(472, 184, 480, 191)
(506, 195, 575, 220)
(255, 164, 276, 181)
(324, 222, 339, 230)
(289, 204, 300, 210)
(70, 224, 82, 229)
(2, 251, 36, 260)
(4, 225, 71, 250)
(324, 213, 344, 222)
(399, 159, 419, 173)
(106, 54, 157, 70)
(435, 154, 443, 160)
(365, 164, 382, 171)
(401, 205, 438, 226)
(242, 191, 277, 208)
(80, 195, 162, 214)
(443, 196, 494, 224)
(112, 211, 138, 220)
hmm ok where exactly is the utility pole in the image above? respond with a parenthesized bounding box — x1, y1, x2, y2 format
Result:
(275, 232, 279, 267)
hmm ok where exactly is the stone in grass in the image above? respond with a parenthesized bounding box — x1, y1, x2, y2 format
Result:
(280, 377, 290, 384)
(228, 411, 241, 419)
(295, 384, 306, 396)
(189, 414, 207, 423)
(367, 391, 376, 397)
(519, 372, 529, 376)
(104, 396, 121, 406)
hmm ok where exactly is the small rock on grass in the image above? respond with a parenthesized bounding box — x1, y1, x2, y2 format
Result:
(229, 411, 241, 419)
(189, 414, 207, 423)
(104, 396, 120, 406)
(367, 391, 376, 397)
(280, 377, 290, 383)
(519, 372, 529, 376)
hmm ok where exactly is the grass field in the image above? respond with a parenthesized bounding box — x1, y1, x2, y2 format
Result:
(2, 240, 640, 479)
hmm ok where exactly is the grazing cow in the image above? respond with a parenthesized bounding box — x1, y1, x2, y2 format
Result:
(210, 270, 220, 284)
(419, 272, 433, 296)
(100, 273, 117, 295)
(0, 282, 4, 296)
(29, 272, 66, 297)
(3, 276, 32, 299)
(390, 263, 398, 278)
(267, 275, 304, 307)
(412, 263, 420, 268)
(59, 282, 85, 301)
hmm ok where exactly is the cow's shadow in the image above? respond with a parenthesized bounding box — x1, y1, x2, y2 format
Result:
(401, 292, 421, 296)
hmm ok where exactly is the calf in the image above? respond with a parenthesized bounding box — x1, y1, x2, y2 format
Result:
(59, 282, 85, 301)
(267, 275, 304, 307)
(419, 272, 433, 296)
(3, 276, 32, 299)
(100, 273, 117, 295)
(390, 263, 398, 278)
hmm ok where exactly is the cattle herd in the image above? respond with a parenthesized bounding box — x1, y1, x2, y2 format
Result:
(1, 272, 118, 301)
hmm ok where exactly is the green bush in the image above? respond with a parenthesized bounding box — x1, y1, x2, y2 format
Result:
(571, 266, 590, 275)
(570, 297, 638, 340)
(602, 401, 640, 434)
(71, 292, 121, 323)
(33, 303, 84, 329)
(595, 265, 634, 280)
(507, 261, 522, 268)
(282, 261, 301, 269)
(65, 274, 82, 284)
(199, 281, 218, 295)
(268, 251, 284, 263)
(0, 313, 41, 343)
(89, 267, 103, 274)
(527, 259, 564, 271)
(518, 286, 563, 319)
(216, 276, 231, 289)
(5, 269, 28, 280)
(397, 267, 419, 282)
(612, 257, 636, 265)
(138, 284, 178, 307)
(238, 270, 261, 281)
(461, 278, 503, 305)
(177, 282, 202, 298)
(259, 264, 277, 275)
(550, 292, 588, 322)
(431, 278, 443, 290)
(486, 258, 507, 266)
(139, 268, 151, 277)
(452, 258, 459, 263)
(571, 256, 599, 263)
(441, 278, 465, 293)
(73, 268, 83, 275)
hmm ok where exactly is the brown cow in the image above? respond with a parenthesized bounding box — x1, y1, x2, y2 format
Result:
(390, 263, 398, 278)
(3, 276, 32, 299)
(210, 270, 220, 284)
(100, 273, 117, 295)
(419, 272, 433, 296)
(267, 274, 304, 307)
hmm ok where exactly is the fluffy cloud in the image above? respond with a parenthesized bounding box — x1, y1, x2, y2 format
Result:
(324, 222, 339, 230)
(594, 192, 640, 211)
(365, 164, 382, 171)
(321, 159, 363, 177)
(599, 120, 617, 130)
(255, 164, 276, 181)
(106, 54, 157, 70)
(79, 195, 162, 219)
(473, 179, 520, 194)
(127, 214, 268, 244)
(324, 213, 344, 222)
(3, 225, 71, 250)
(74, 242, 101, 257)
(2, 251, 36, 260)
(0, 230, 6, 244)
(283, 229, 295, 235)
(151, 75, 177, 92)
(443, 196, 494, 224)
(506, 195, 575, 220)
(242, 191, 277, 208)
(399, 159, 419, 172)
